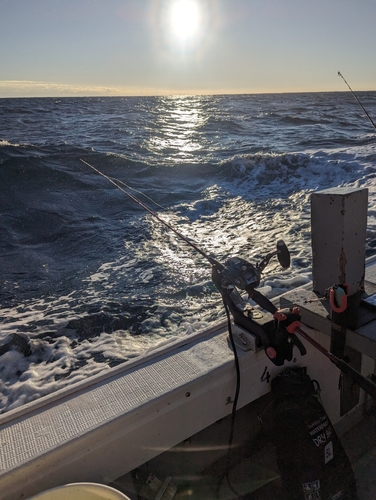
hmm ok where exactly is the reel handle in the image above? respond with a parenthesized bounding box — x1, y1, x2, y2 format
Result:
(257, 239, 290, 272)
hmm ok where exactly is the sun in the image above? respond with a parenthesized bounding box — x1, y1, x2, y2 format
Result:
(153, 0, 211, 55)
(169, 0, 201, 43)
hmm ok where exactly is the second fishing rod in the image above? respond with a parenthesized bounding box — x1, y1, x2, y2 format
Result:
(338, 71, 376, 132)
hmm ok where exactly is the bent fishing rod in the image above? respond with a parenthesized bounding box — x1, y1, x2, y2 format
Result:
(338, 71, 376, 131)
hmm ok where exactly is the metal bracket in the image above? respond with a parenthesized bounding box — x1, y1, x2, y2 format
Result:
(231, 323, 260, 352)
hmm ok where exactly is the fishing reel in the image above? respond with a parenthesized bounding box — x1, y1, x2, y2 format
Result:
(212, 240, 306, 366)
(220, 240, 291, 292)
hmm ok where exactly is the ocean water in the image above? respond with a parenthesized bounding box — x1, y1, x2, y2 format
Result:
(1, 92, 376, 413)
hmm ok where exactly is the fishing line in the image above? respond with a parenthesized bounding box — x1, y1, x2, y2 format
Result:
(112, 177, 166, 211)
(338, 71, 376, 131)
(80, 159, 219, 266)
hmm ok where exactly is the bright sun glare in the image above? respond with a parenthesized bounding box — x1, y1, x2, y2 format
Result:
(169, 0, 200, 43)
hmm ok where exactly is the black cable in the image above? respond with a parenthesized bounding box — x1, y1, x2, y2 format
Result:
(215, 299, 243, 499)
(224, 300, 241, 451)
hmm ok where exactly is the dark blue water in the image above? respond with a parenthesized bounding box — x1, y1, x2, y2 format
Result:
(1, 92, 376, 411)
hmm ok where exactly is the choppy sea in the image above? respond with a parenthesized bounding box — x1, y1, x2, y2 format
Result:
(1, 92, 376, 413)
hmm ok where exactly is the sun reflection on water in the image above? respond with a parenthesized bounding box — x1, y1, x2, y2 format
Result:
(145, 95, 208, 161)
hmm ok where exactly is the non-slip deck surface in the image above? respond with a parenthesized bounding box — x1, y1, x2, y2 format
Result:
(0, 328, 231, 473)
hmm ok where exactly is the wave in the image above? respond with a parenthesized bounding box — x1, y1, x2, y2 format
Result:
(1, 145, 373, 228)
(214, 149, 371, 203)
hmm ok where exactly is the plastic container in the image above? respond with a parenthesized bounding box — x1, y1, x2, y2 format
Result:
(27, 482, 131, 500)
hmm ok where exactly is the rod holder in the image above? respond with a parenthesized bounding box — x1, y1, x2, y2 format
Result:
(311, 187, 368, 298)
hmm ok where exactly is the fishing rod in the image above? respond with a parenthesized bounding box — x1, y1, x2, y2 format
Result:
(293, 325, 376, 400)
(81, 159, 297, 362)
(80, 159, 220, 267)
(338, 71, 376, 131)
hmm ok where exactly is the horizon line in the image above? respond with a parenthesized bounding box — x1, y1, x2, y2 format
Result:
(0, 79, 375, 99)
(1, 89, 376, 99)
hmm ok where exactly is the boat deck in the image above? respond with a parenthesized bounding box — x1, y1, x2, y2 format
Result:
(1, 257, 376, 499)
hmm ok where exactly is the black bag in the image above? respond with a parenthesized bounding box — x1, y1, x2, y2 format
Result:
(271, 368, 357, 500)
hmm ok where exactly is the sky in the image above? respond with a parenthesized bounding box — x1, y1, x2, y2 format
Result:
(0, 0, 375, 98)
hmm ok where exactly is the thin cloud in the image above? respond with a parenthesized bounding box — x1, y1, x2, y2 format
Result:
(0, 80, 207, 97)
(0, 79, 261, 97)
(0, 80, 143, 97)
